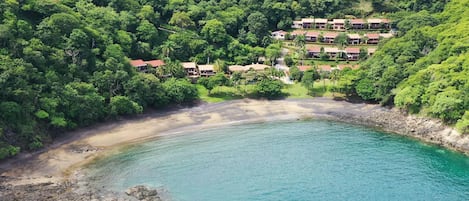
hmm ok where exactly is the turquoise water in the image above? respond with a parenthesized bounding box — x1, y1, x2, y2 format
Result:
(88, 121, 469, 201)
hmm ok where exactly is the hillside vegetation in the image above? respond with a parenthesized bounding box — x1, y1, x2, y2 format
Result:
(0, 0, 460, 160)
(348, 0, 469, 131)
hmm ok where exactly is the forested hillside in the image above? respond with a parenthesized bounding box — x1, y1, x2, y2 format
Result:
(349, 0, 469, 132)
(0, 0, 461, 160)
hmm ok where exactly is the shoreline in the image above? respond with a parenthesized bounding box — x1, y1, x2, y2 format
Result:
(1, 98, 468, 200)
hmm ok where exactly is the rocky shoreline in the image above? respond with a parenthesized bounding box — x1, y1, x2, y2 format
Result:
(1, 98, 468, 201)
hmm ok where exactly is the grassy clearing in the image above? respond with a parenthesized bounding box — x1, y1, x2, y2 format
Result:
(282, 83, 310, 98)
(282, 80, 346, 98)
(198, 80, 345, 103)
(197, 84, 256, 103)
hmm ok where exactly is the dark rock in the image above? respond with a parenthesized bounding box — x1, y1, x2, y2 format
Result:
(125, 185, 162, 201)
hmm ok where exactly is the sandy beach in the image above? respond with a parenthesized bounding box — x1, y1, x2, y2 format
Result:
(0, 98, 467, 200)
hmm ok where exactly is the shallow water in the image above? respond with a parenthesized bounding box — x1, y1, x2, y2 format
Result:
(87, 120, 469, 201)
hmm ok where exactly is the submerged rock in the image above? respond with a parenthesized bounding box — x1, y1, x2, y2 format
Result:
(125, 185, 163, 201)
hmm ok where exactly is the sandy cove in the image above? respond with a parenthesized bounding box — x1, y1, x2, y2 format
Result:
(1, 98, 469, 200)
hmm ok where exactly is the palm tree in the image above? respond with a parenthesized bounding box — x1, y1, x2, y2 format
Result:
(160, 41, 177, 58)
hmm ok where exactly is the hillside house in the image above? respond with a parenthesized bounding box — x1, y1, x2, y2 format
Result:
(302, 18, 315, 28)
(307, 46, 322, 58)
(271, 30, 287, 40)
(198, 64, 216, 77)
(345, 47, 360, 61)
(130, 59, 165, 72)
(323, 32, 339, 43)
(351, 19, 366, 29)
(347, 34, 361, 45)
(146, 60, 165, 68)
(290, 30, 306, 39)
(305, 31, 319, 42)
(246, 63, 270, 71)
(182, 62, 198, 77)
(368, 18, 390, 29)
(366, 33, 380, 44)
(333, 19, 346, 30)
(292, 20, 303, 29)
(324, 47, 342, 58)
(130, 59, 148, 72)
(314, 18, 328, 29)
(228, 65, 246, 73)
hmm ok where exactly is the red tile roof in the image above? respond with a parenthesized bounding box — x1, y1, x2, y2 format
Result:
(291, 30, 306, 36)
(130, 59, 146, 67)
(324, 32, 339, 38)
(146, 60, 165, 68)
(351, 19, 365, 24)
(298, 65, 313, 72)
(345, 47, 360, 54)
(366, 33, 380, 39)
(305, 31, 319, 37)
(308, 46, 321, 53)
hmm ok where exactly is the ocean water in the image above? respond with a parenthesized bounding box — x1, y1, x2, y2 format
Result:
(87, 120, 469, 201)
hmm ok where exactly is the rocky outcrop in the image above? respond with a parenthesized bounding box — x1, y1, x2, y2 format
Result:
(125, 185, 164, 201)
(325, 107, 469, 155)
(0, 178, 168, 201)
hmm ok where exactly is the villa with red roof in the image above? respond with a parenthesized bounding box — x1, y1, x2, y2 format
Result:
(307, 46, 322, 58)
(365, 33, 380, 44)
(332, 19, 346, 30)
(130, 59, 165, 72)
(305, 31, 319, 42)
(323, 32, 339, 43)
(351, 19, 366, 29)
(345, 47, 361, 61)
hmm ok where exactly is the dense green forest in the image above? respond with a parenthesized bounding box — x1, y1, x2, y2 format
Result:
(0, 0, 464, 160)
(339, 0, 468, 132)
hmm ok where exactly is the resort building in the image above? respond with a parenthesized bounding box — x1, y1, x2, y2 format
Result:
(271, 30, 287, 40)
(347, 34, 361, 45)
(307, 46, 322, 58)
(332, 19, 346, 30)
(182, 62, 199, 77)
(302, 18, 315, 28)
(292, 20, 303, 29)
(198, 64, 216, 77)
(351, 19, 366, 29)
(245, 63, 270, 71)
(314, 18, 328, 29)
(324, 47, 341, 58)
(323, 32, 339, 43)
(368, 18, 390, 29)
(130, 59, 148, 72)
(305, 31, 319, 42)
(345, 47, 360, 61)
(130, 59, 165, 73)
(290, 30, 306, 39)
(365, 33, 380, 44)
(228, 65, 246, 73)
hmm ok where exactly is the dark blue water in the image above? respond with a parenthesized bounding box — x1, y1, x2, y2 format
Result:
(88, 121, 469, 201)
